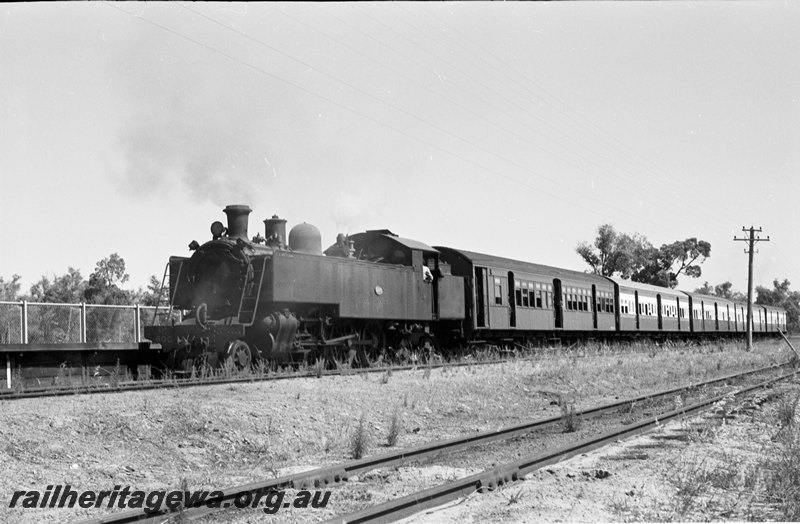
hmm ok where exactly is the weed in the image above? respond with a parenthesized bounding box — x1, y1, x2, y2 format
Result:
(387, 409, 402, 447)
(177, 477, 190, 517)
(109, 359, 122, 388)
(765, 426, 800, 520)
(350, 414, 370, 459)
(380, 372, 390, 385)
(506, 486, 525, 505)
(255, 359, 271, 377)
(705, 454, 740, 490)
(775, 393, 799, 429)
(670, 455, 710, 517)
(608, 494, 630, 513)
(422, 367, 431, 380)
(560, 402, 580, 433)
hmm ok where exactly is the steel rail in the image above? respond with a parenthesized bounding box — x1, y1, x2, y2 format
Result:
(0, 358, 513, 401)
(72, 361, 793, 524)
(328, 369, 797, 524)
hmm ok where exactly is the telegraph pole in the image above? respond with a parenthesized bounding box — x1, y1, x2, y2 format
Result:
(733, 226, 769, 350)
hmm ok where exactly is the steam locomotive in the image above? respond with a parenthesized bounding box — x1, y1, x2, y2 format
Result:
(143, 205, 787, 371)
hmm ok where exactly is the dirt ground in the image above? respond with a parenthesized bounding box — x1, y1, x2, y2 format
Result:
(0, 341, 791, 523)
(403, 382, 800, 523)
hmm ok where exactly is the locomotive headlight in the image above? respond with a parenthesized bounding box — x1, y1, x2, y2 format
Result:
(210, 221, 226, 239)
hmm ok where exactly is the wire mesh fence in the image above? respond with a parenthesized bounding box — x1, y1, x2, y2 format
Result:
(0, 303, 22, 344)
(0, 301, 182, 345)
(26, 303, 82, 344)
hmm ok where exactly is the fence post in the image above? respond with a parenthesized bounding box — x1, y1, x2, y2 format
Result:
(135, 304, 141, 343)
(80, 302, 87, 343)
(6, 355, 10, 389)
(21, 300, 28, 344)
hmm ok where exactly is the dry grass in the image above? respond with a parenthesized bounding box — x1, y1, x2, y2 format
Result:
(628, 386, 800, 522)
(0, 338, 790, 524)
(765, 393, 800, 520)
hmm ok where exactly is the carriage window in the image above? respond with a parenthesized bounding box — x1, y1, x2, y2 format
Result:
(522, 288, 529, 307)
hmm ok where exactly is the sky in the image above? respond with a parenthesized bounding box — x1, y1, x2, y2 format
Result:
(1, 2, 798, 298)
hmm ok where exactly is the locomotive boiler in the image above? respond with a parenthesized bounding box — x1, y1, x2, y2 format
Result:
(144, 205, 466, 371)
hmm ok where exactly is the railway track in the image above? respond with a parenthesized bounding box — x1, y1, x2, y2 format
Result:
(73, 361, 796, 524)
(0, 356, 515, 401)
(0, 341, 694, 400)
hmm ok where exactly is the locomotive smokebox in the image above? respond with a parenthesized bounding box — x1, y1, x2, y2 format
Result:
(264, 215, 287, 247)
(223, 205, 252, 241)
(289, 223, 322, 255)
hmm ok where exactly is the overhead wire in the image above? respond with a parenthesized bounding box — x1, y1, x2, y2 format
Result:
(107, 2, 671, 229)
(399, 3, 736, 234)
(106, 0, 792, 289)
(414, 4, 744, 235)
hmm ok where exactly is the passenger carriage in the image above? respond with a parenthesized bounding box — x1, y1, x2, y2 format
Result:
(606, 278, 690, 333)
(435, 248, 616, 339)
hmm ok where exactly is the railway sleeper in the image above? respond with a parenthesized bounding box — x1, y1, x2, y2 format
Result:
(476, 468, 520, 493)
(292, 468, 348, 490)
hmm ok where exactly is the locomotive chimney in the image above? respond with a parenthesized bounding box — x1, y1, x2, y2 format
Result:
(264, 215, 287, 248)
(223, 205, 252, 241)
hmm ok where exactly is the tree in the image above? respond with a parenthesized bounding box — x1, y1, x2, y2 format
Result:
(132, 275, 164, 307)
(0, 275, 23, 343)
(663, 238, 711, 283)
(756, 279, 800, 333)
(577, 225, 711, 288)
(83, 253, 131, 305)
(0, 275, 22, 301)
(713, 281, 746, 302)
(694, 281, 715, 295)
(692, 281, 746, 302)
(576, 224, 654, 278)
(28, 268, 86, 303)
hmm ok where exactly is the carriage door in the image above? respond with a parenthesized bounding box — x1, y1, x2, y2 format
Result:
(714, 303, 719, 330)
(474, 267, 488, 328)
(591, 285, 598, 329)
(508, 272, 516, 328)
(634, 291, 640, 330)
(656, 294, 663, 330)
(701, 301, 706, 331)
(553, 279, 563, 329)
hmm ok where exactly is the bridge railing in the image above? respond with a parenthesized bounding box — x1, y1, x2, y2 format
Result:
(0, 301, 181, 345)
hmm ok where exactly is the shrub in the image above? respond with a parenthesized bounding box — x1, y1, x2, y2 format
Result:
(387, 409, 402, 447)
(350, 414, 370, 459)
